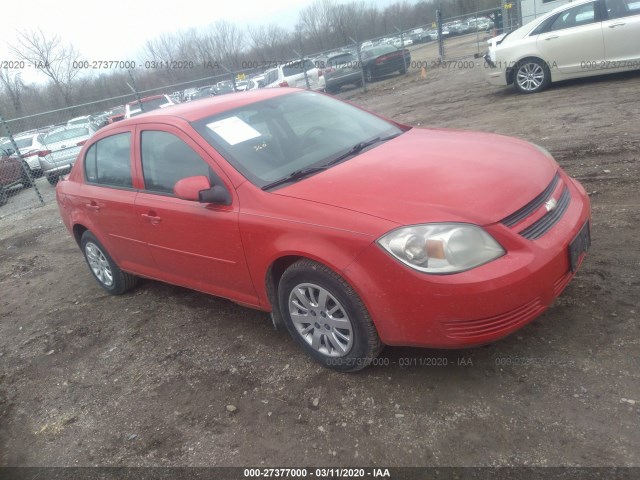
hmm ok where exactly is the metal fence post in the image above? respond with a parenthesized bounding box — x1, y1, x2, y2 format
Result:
(0, 113, 45, 206)
(349, 36, 367, 93)
(437, 10, 445, 61)
(293, 49, 311, 90)
(394, 27, 409, 76)
(127, 69, 144, 112)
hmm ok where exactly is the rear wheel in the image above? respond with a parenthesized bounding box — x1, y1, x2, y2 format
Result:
(513, 58, 550, 94)
(0, 188, 7, 206)
(278, 259, 382, 372)
(80, 231, 138, 295)
(46, 174, 59, 186)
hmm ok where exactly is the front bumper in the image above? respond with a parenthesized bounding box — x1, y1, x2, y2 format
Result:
(343, 176, 591, 348)
(483, 54, 509, 86)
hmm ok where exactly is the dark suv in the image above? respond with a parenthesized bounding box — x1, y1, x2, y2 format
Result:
(1, 147, 31, 206)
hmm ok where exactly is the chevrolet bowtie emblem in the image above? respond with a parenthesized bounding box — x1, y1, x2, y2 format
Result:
(545, 198, 558, 212)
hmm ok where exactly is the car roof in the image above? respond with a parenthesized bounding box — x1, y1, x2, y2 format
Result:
(106, 88, 298, 127)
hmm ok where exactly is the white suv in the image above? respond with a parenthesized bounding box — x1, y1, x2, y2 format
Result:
(263, 59, 325, 91)
(0, 132, 46, 174)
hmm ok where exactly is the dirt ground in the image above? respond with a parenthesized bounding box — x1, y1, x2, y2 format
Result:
(1, 37, 639, 468)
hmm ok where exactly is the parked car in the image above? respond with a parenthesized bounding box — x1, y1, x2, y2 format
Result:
(107, 106, 125, 124)
(190, 87, 215, 100)
(213, 83, 235, 96)
(68, 115, 98, 127)
(360, 45, 411, 82)
(124, 95, 175, 119)
(0, 131, 46, 175)
(316, 52, 363, 93)
(484, 0, 640, 93)
(39, 124, 98, 185)
(263, 59, 324, 90)
(55, 88, 590, 371)
(1, 148, 32, 205)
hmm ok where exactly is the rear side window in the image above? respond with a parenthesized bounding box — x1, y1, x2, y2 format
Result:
(549, 2, 597, 30)
(141, 131, 210, 194)
(605, 0, 640, 18)
(84, 133, 132, 187)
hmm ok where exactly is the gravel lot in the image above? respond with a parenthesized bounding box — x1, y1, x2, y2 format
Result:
(1, 37, 639, 467)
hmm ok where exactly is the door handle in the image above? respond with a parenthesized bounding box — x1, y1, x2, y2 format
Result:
(608, 22, 625, 28)
(141, 213, 162, 225)
(545, 35, 559, 40)
(86, 202, 100, 212)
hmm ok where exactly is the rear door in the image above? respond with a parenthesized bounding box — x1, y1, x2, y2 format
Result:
(601, 0, 640, 63)
(79, 128, 154, 272)
(535, 1, 605, 74)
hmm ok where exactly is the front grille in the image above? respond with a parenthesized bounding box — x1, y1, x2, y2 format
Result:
(442, 298, 544, 339)
(519, 187, 570, 240)
(500, 173, 560, 227)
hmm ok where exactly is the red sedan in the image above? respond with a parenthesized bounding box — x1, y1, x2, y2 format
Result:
(55, 88, 591, 371)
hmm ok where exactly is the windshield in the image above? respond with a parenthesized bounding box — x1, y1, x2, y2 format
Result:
(192, 91, 402, 188)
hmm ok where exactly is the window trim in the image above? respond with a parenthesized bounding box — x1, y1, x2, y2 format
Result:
(83, 131, 135, 190)
(533, 1, 601, 34)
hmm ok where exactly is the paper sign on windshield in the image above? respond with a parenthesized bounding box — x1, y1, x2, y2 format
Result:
(206, 117, 261, 145)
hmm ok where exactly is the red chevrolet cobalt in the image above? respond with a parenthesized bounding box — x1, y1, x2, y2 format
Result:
(56, 88, 591, 371)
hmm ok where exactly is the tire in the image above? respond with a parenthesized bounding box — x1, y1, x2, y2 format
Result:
(0, 188, 7, 206)
(278, 259, 382, 372)
(513, 58, 550, 94)
(80, 231, 138, 295)
(46, 174, 59, 186)
(21, 162, 33, 188)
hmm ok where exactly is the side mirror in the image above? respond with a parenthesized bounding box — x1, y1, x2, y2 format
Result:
(199, 185, 232, 205)
(174, 175, 210, 201)
(173, 175, 232, 205)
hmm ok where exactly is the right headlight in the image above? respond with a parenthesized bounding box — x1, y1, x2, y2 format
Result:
(377, 223, 505, 274)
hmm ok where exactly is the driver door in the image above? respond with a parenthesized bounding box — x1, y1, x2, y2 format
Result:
(133, 124, 258, 305)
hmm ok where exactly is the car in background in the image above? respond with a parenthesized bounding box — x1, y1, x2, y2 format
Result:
(263, 59, 324, 90)
(38, 124, 98, 185)
(124, 95, 175, 119)
(68, 115, 99, 129)
(484, 0, 640, 93)
(360, 45, 411, 82)
(190, 87, 215, 100)
(316, 52, 363, 93)
(0, 147, 32, 205)
(55, 88, 590, 371)
(0, 132, 46, 175)
(235, 80, 249, 91)
(213, 83, 235, 96)
(107, 106, 126, 124)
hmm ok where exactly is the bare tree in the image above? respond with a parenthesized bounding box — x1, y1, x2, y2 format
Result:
(0, 69, 26, 118)
(9, 29, 81, 106)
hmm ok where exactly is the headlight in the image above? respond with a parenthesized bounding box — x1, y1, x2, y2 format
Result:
(377, 223, 505, 274)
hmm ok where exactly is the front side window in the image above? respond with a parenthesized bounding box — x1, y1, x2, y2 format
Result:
(549, 3, 597, 30)
(192, 91, 402, 188)
(141, 131, 211, 194)
(84, 133, 132, 187)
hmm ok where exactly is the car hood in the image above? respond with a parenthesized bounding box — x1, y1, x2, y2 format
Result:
(274, 128, 557, 226)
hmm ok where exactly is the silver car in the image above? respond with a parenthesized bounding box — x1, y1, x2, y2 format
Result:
(39, 125, 97, 185)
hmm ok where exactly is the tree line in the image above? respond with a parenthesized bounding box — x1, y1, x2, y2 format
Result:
(0, 0, 500, 132)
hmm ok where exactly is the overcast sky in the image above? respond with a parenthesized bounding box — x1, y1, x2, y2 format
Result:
(2, 0, 407, 66)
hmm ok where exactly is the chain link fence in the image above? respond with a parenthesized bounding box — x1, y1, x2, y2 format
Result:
(0, 4, 516, 217)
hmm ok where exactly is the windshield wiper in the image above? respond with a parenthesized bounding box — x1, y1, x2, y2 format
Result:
(261, 132, 402, 191)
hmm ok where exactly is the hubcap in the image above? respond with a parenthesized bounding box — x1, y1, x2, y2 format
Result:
(85, 242, 114, 287)
(516, 63, 545, 91)
(288, 283, 353, 357)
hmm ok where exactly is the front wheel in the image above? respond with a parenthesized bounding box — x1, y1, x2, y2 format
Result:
(513, 58, 550, 94)
(278, 259, 382, 372)
(81, 231, 138, 295)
